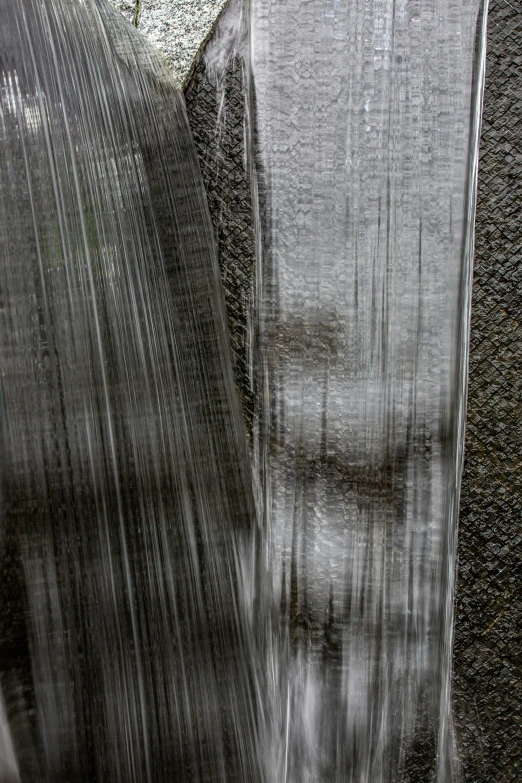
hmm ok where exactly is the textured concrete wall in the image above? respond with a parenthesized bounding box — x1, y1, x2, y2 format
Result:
(453, 2, 522, 780)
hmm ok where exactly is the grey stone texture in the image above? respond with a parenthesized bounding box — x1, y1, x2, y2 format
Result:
(107, 0, 137, 27)
(452, 1, 522, 781)
(107, 0, 228, 85)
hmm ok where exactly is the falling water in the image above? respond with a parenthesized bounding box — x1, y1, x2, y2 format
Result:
(0, 1, 261, 781)
(0, 0, 488, 781)
(204, 0, 487, 779)
(247, 1, 488, 780)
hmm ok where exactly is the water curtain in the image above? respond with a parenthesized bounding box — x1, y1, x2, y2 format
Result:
(246, 1, 488, 779)
(0, 1, 260, 780)
(0, 0, 488, 781)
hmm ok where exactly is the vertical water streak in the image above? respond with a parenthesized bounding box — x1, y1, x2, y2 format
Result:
(0, 1, 261, 780)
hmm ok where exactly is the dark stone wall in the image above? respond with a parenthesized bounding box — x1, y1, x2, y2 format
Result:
(453, 2, 522, 781)
(185, 57, 256, 439)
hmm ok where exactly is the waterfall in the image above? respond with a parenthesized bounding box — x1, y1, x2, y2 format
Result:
(202, 0, 487, 779)
(248, 1, 488, 779)
(0, 0, 488, 781)
(0, 1, 261, 780)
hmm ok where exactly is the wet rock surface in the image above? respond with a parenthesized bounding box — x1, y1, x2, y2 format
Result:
(453, 1, 522, 781)
(185, 55, 256, 438)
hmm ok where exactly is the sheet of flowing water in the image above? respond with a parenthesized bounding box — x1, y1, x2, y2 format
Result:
(0, 1, 262, 781)
(200, 0, 488, 779)
(245, 1, 488, 780)
(0, 0, 488, 780)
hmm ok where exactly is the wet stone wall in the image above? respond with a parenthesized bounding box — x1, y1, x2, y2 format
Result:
(452, 1, 522, 781)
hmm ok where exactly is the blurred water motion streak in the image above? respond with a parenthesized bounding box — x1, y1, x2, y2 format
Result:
(0, 0, 488, 781)
(0, 1, 261, 781)
(245, 0, 488, 779)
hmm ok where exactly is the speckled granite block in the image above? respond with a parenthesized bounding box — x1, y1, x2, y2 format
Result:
(107, 0, 228, 85)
